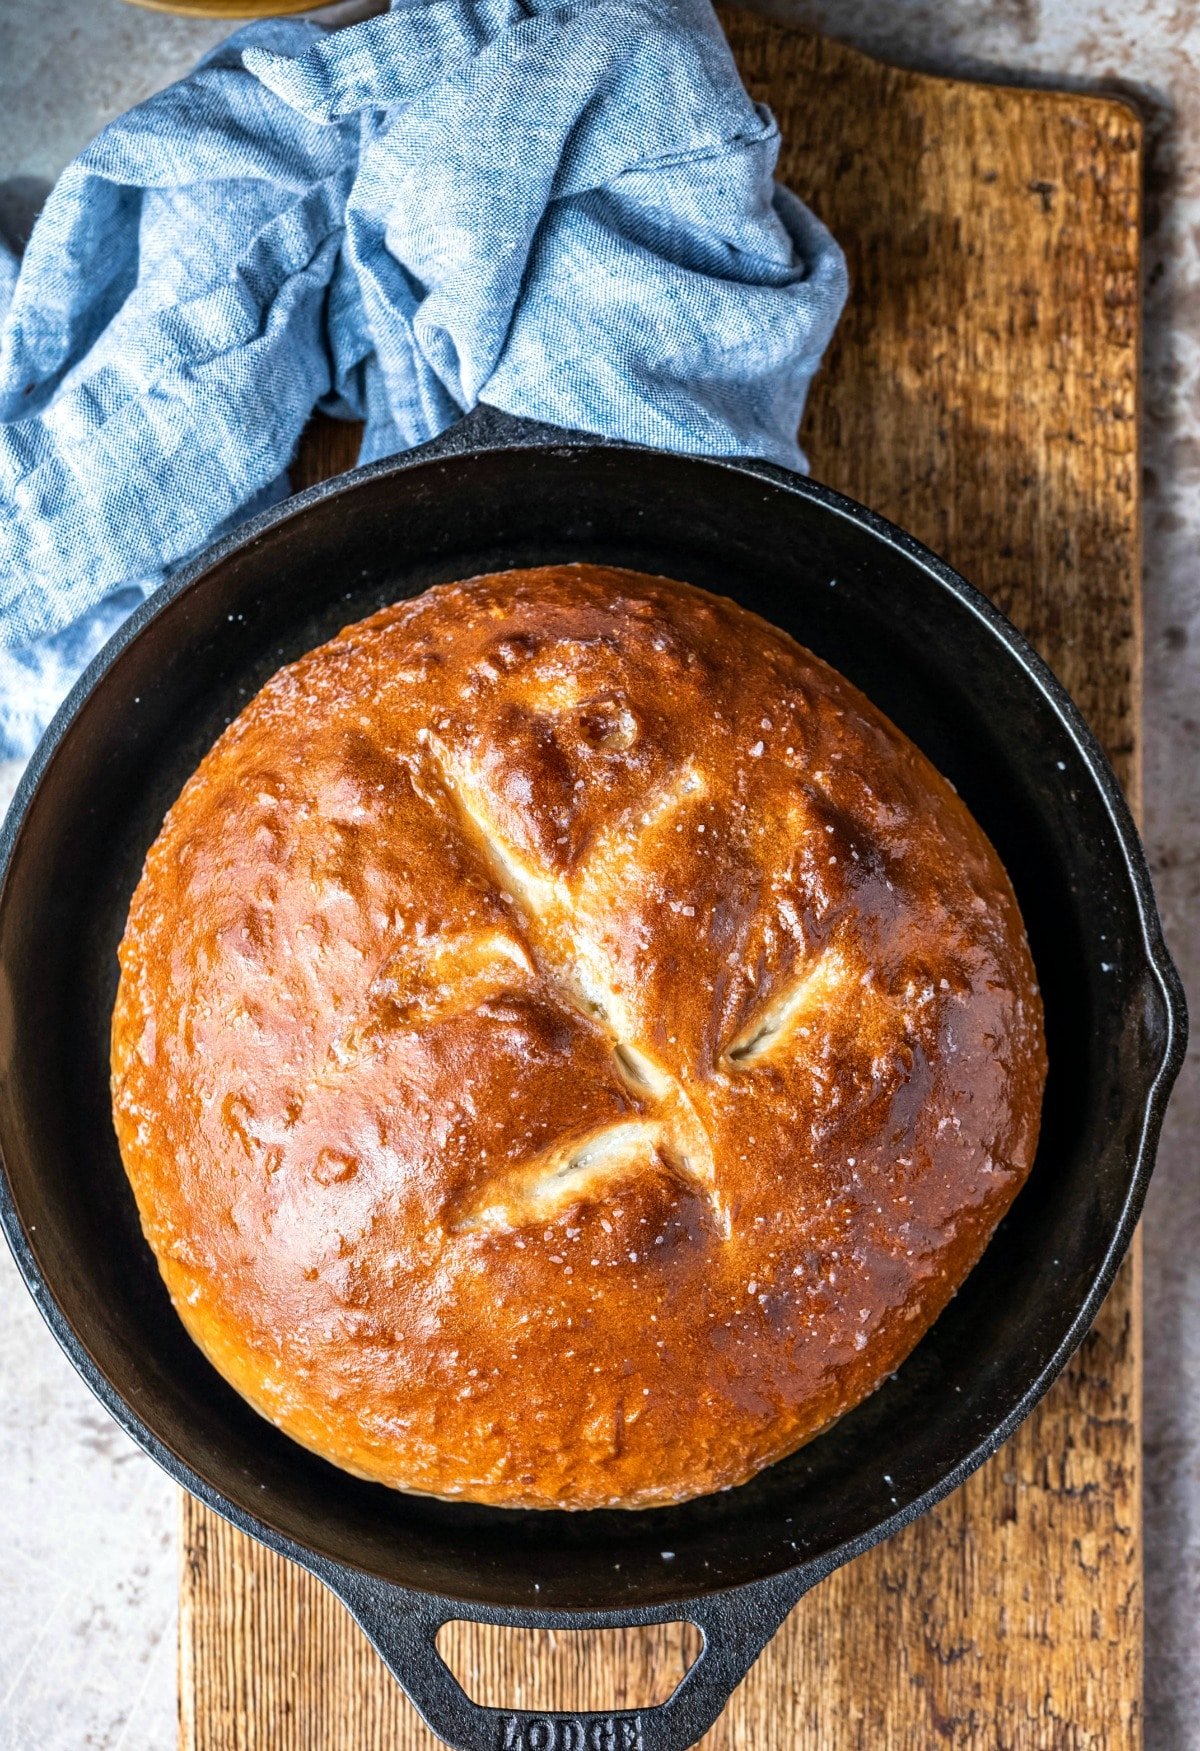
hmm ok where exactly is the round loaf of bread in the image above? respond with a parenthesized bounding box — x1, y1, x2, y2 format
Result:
(111, 564, 1045, 1509)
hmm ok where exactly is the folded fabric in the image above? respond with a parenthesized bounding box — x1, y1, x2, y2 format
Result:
(0, 0, 847, 763)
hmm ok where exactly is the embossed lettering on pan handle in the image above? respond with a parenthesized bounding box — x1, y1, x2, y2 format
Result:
(326, 1570, 814, 1751)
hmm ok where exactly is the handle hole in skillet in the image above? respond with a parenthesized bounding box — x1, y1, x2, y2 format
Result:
(434, 1623, 701, 1710)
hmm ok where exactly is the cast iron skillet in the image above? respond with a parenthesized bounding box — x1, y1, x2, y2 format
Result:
(0, 407, 1186, 1751)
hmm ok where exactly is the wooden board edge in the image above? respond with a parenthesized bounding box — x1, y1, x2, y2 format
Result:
(720, 5, 1148, 140)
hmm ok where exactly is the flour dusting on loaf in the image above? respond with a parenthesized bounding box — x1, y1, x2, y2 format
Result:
(110, 565, 1045, 1509)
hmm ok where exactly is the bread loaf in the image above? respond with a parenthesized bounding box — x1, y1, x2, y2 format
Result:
(111, 564, 1045, 1509)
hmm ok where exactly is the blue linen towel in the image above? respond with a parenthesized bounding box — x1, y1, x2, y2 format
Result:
(0, 0, 847, 763)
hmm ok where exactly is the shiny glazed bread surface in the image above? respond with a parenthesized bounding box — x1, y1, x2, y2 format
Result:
(110, 565, 1045, 1509)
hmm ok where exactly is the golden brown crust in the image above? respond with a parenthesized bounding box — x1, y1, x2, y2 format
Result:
(110, 564, 1045, 1509)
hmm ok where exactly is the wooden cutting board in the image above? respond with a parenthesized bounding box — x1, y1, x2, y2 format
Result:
(179, 13, 1144, 1747)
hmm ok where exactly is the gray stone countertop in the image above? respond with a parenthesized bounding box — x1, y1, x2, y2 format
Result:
(0, 0, 1195, 1745)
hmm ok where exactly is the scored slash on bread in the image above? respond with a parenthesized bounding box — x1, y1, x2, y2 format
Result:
(423, 733, 724, 1236)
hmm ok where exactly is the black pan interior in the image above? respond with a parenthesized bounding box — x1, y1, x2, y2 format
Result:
(0, 441, 1172, 1612)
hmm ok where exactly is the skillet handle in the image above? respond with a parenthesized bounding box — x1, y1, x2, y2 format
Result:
(328, 1569, 812, 1751)
(408, 401, 624, 462)
(398, 401, 798, 482)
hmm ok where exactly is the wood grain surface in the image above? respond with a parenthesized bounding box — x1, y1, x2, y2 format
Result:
(180, 14, 1144, 1748)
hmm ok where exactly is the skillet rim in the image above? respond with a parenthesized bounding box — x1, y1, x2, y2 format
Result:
(0, 415, 1187, 1623)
